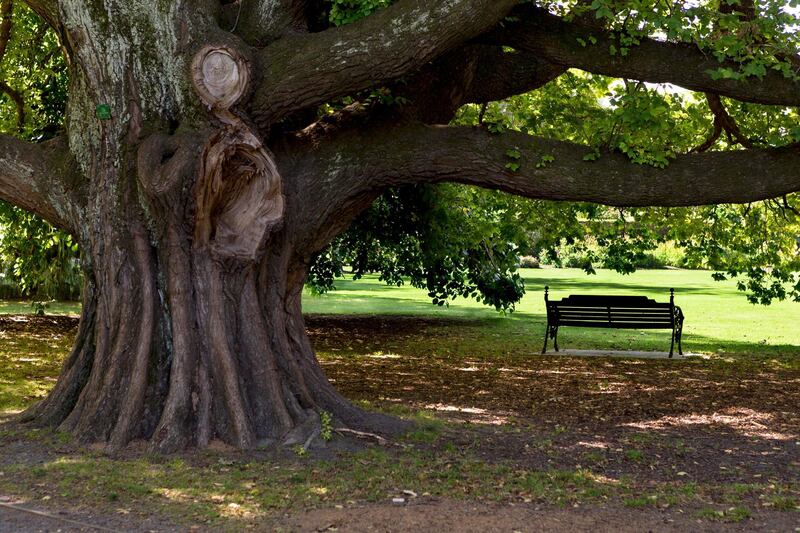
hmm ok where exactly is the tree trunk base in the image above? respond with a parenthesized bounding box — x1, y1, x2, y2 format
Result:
(20, 242, 410, 454)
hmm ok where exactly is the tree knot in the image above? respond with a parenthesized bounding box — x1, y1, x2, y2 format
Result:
(191, 46, 284, 262)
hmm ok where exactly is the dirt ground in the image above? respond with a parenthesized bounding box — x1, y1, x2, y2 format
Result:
(1, 315, 798, 532)
(271, 499, 796, 532)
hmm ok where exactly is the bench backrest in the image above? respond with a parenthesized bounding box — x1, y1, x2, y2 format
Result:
(545, 289, 675, 329)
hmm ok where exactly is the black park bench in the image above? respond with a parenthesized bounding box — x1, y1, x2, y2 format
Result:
(542, 287, 684, 357)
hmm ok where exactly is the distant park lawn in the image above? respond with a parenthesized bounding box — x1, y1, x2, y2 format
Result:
(301, 268, 800, 355)
(3, 267, 799, 354)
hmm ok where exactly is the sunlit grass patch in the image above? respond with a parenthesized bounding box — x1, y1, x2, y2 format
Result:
(0, 321, 74, 414)
(695, 506, 752, 523)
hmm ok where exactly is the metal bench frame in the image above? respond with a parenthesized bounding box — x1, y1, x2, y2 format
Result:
(542, 287, 684, 357)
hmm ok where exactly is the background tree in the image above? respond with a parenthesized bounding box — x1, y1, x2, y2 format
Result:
(0, 0, 797, 452)
(0, 0, 77, 301)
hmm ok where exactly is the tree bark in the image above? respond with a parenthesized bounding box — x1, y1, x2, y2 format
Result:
(0, 134, 77, 229)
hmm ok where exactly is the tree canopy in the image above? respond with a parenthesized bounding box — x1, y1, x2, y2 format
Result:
(2, 0, 798, 308)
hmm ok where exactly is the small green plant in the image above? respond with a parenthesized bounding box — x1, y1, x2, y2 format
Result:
(320, 410, 333, 441)
(624, 449, 644, 462)
(695, 506, 752, 523)
(623, 496, 651, 508)
(31, 300, 49, 316)
(766, 494, 799, 511)
(535, 154, 555, 169)
(505, 147, 522, 172)
(292, 444, 307, 457)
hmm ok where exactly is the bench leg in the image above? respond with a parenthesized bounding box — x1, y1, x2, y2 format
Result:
(677, 324, 683, 356)
(669, 330, 675, 358)
(542, 323, 549, 354)
(553, 326, 559, 352)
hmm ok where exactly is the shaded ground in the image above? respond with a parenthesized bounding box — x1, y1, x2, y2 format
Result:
(0, 314, 798, 531)
(315, 316, 799, 482)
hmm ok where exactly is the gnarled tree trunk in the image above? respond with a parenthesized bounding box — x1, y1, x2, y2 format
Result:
(19, 1, 400, 453)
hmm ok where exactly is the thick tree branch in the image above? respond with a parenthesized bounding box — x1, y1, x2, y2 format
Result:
(0, 133, 76, 229)
(0, 0, 12, 61)
(250, 0, 518, 128)
(224, 0, 324, 44)
(294, 124, 800, 209)
(693, 93, 754, 152)
(396, 46, 565, 124)
(490, 6, 800, 107)
(19, 0, 57, 28)
(0, 81, 25, 131)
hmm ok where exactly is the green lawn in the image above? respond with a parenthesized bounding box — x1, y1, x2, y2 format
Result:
(303, 268, 800, 355)
(0, 300, 81, 315)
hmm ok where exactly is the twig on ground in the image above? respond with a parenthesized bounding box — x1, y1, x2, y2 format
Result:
(334, 427, 389, 446)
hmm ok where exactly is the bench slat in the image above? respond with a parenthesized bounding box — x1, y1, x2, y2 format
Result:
(558, 296, 657, 304)
(552, 304, 671, 310)
(551, 310, 672, 317)
(555, 318, 673, 325)
(556, 316, 674, 322)
(551, 309, 672, 315)
(556, 321, 673, 329)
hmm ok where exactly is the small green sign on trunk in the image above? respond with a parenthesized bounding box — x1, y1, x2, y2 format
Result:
(95, 104, 112, 120)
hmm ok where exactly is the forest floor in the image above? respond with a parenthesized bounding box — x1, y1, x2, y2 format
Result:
(0, 309, 798, 532)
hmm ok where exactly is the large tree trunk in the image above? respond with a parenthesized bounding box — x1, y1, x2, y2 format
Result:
(19, 1, 400, 453)
(26, 220, 395, 453)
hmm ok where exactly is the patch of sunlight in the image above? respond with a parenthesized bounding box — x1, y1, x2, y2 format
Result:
(365, 353, 402, 359)
(497, 367, 537, 373)
(156, 488, 192, 502)
(583, 471, 621, 485)
(422, 403, 510, 425)
(219, 501, 260, 520)
(51, 457, 85, 465)
(457, 366, 480, 372)
(310, 486, 329, 495)
(624, 407, 796, 441)
(578, 440, 610, 449)
(424, 404, 488, 414)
